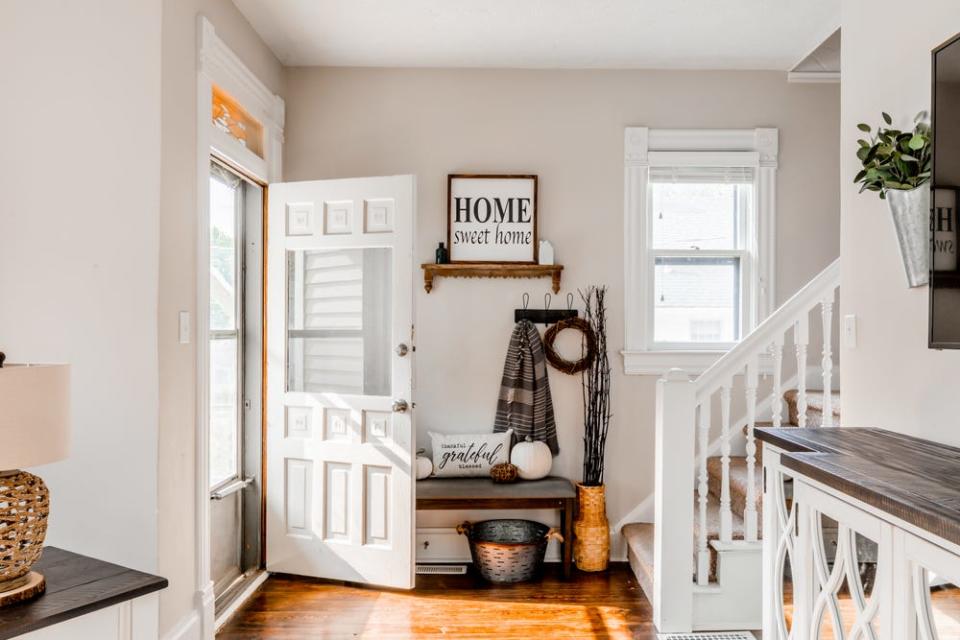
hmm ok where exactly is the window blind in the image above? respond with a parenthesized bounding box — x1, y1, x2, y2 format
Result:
(649, 166, 756, 185)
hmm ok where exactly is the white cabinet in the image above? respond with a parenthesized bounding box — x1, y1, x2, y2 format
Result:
(763, 443, 960, 640)
(14, 594, 158, 640)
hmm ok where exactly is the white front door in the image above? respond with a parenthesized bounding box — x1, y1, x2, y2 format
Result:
(265, 175, 415, 589)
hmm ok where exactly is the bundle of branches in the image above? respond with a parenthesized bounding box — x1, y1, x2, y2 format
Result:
(580, 286, 611, 486)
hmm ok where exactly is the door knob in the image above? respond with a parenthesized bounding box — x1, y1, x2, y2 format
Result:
(396, 343, 409, 357)
(392, 399, 409, 413)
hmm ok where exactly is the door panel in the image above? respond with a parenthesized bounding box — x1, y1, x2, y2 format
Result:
(266, 175, 415, 589)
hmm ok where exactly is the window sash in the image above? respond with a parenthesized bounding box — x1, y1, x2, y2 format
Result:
(645, 167, 756, 351)
(648, 249, 751, 351)
(648, 178, 755, 252)
(208, 161, 245, 491)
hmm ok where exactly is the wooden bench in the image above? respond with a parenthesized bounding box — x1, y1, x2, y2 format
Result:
(415, 476, 576, 578)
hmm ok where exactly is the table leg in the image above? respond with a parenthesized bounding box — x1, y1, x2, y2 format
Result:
(561, 498, 574, 578)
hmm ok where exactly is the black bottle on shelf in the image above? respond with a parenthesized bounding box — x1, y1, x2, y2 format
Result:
(435, 242, 449, 264)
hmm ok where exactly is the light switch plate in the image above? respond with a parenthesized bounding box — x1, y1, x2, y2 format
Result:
(843, 314, 857, 349)
(179, 311, 191, 344)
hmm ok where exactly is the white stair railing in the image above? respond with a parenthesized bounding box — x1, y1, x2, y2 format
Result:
(653, 258, 840, 632)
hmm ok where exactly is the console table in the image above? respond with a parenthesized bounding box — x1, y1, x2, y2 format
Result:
(0, 547, 167, 640)
(757, 427, 960, 640)
(416, 476, 576, 577)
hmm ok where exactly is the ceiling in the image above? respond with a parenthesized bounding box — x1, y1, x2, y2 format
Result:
(231, 0, 840, 70)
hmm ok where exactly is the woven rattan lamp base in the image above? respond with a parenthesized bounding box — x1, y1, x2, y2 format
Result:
(0, 470, 50, 608)
(0, 572, 45, 607)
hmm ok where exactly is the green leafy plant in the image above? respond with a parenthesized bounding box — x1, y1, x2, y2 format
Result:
(854, 111, 931, 199)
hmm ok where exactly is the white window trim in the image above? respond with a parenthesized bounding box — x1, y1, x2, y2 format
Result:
(194, 16, 284, 639)
(622, 127, 778, 375)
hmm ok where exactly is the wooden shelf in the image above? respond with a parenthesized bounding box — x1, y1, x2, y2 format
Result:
(421, 263, 563, 293)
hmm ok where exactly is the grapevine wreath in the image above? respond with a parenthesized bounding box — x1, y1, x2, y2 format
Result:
(543, 316, 597, 374)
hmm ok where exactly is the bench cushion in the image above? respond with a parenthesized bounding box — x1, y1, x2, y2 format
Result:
(416, 476, 575, 501)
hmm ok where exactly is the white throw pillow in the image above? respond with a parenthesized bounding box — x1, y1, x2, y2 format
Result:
(428, 430, 513, 478)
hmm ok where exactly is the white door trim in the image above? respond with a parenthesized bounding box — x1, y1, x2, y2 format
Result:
(194, 16, 284, 640)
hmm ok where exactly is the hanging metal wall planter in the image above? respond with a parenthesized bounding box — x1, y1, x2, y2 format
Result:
(885, 187, 930, 288)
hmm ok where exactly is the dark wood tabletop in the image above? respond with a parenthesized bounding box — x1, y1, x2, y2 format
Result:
(756, 427, 960, 547)
(0, 547, 167, 640)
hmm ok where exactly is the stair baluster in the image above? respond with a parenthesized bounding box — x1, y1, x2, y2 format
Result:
(637, 259, 839, 633)
(719, 384, 733, 543)
(820, 293, 835, 428)
(697, 401, 711, 585)
(744, 356, 759, 542)
(794, 316, 809, 428)
(770, 335, 784, 428)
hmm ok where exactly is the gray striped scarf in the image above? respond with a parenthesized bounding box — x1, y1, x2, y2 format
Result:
(493, 319, 559, 455)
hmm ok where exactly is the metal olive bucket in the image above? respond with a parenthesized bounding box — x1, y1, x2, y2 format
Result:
(456, 519, 563, 583)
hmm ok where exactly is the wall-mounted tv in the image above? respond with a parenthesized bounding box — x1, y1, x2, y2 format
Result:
(930, 32, 960, 348)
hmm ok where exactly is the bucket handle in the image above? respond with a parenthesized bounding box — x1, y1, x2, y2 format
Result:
(546, 528, 564, 543)
(455, 521, 472, 537)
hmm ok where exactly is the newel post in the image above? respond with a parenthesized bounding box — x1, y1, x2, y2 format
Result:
(654, 368, 696, 632)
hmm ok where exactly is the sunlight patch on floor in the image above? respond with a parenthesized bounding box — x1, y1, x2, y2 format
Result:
(357, 593, 634, 639)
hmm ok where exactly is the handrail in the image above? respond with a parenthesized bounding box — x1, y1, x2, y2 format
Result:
(694, 258, 840, 401)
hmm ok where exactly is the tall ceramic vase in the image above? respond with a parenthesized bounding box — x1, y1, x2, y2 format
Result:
(886, 187, 931, 288)
(573, 483, 610, 571)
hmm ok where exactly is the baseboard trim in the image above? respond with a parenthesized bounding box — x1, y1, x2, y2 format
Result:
(161, 610, 200, 640)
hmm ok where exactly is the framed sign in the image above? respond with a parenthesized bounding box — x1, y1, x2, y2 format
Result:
(447, 174, 538, 263)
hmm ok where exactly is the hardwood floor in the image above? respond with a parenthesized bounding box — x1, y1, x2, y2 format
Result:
(217, 563, 657, 639)
(216, 563, 960, 639)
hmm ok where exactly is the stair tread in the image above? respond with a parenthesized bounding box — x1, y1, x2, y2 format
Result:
(707, 456, 763, 515)
(784, 389, 841, 415)
(695, 490, 746, 542)
(623, 523, 655, 565)
(623, 523, 655, 598)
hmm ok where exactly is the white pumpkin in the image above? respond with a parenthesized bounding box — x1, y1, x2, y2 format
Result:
(416, 455, 433, 480)
(510, 437, 552, 480)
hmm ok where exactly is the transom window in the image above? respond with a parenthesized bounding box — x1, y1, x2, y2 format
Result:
(623, 128, 778, 375)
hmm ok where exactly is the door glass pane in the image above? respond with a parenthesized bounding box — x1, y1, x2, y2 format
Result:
(287, 248, 393, 396)
(654, 256, 740, 344)
(210, 174, 237, 331)
(210, 337, 239, 486)
(651, 180, 751, 250)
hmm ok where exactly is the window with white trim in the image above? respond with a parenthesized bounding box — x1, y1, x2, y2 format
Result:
(623, 128, 778, 375)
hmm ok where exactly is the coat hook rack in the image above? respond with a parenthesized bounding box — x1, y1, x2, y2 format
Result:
(514, 292, 578, 325)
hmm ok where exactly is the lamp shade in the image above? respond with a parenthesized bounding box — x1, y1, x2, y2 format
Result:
(0, 364, 70, 470)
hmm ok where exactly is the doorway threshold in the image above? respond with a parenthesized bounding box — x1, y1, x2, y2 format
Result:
(214, 569, 269, 631)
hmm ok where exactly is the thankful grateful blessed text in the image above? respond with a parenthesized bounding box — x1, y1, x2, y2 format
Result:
(437, 440, 506, 471)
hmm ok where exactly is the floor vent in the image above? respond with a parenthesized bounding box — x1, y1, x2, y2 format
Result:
(416, 564, 468, 575)
(658, 633, 754, 640)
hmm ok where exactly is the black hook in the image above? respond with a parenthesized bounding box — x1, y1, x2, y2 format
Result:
(544, 293, 552, 311)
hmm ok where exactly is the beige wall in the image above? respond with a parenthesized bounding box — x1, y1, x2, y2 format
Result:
(159, 1, 283, 634)
(282, 67, 840, 555)
(0, 0, 161, 572)
(840, 2, 960, 442)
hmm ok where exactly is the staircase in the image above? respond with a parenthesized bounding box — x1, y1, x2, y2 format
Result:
(622, 258, 840, 633)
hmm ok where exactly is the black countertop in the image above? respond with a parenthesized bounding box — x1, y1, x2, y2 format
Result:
(0, 547, 167, 639)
